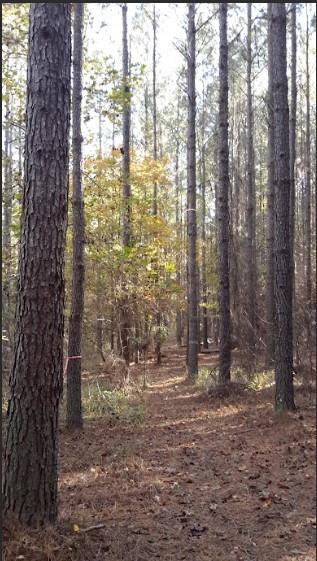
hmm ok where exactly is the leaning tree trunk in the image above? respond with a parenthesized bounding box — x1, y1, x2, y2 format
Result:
(271, 3, 295, 411)
(121, 3, 132, 366)
(3, 3, 71, 526)
(218, 3, 231, 383)
(246, 3, 256, 370)
(66, 3, 85, 430)
(187, 3, 198, 378)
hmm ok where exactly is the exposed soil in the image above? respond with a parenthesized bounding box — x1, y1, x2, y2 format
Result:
(3, 346, 316, 561)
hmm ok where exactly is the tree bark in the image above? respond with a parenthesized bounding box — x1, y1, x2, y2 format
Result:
(218, 3, 231, 383)
(121, 3, 132, 365)
(201, 87, 208, 350)
(3, 3, 71, 525)
(3, 94, 13, 349)
(175, 99, 182, 346)
(304, 7, 312, 364)
(187, 3, 198, 378)
(246, 3, 256, 369)
(266, 3, 275, 365)
(151, 4, 162, 365)
(289, 3, 297, 364)
(270, 3, 295, 411)
(66, 3, 85, 430)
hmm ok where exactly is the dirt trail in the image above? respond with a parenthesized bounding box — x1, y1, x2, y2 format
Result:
(4, 346, 316, 561)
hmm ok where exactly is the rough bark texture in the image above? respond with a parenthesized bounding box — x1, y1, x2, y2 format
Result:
(3, 94, 13, 349)
(66, 3, 85, 430)
(218, 3, 231, 383)
(121, 3, 131, 365)
(271, 3, 295, 411)
(152, 4, 161, 365)
(3, 3, 71, 525)
(187, 3, 198, 378)
(289, 3, 297, 362)
(266, 3, 275, 365)
(175, 101, 182, 346)
(246, 3, 256, 368)
(289, 4, 296, 297)
(201, 90, 208, 350)
(304, 8, 312, 360)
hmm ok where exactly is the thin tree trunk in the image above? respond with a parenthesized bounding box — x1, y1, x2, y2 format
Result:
(218, 3, 231, 383)
(305, 6, 312, 366)
(175, 100, 182, 346)
(187, 3, 198, 378)
(144, 81, 149, 156)
(246, 3, 256, 369)
(3, 94, 13, 348)
(152, 4, 162, 365)
(266, 3, 275, 365)
(121, 3, 132, 366)
(289, 3, 297, 366)
(3, 3, 71, 525)
(271, 2, 295, 411)
(66, 3, 85, 430)
(232, 115, 241, 338)
(152, 4, 158, 216)
(201, 90, 208, 349)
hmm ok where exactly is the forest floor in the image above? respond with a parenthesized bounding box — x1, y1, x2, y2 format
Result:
(3, 346, 316, 561)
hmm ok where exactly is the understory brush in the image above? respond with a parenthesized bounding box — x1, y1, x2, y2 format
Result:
(60, 379, 146, 425)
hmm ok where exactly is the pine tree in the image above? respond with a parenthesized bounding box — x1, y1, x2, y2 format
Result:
(121, 2, 132, 365)
(218, 2, 231, 383)
(246, 3, 256, 369)
(66, 3, 85, 430)
(187, 3, 198, 378)
(270, 2, 295, 411)
(3, 3, 71, 525)
(266, 2, 275, 365)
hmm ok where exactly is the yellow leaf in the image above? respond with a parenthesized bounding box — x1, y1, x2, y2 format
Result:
(73, 524, 80, 533)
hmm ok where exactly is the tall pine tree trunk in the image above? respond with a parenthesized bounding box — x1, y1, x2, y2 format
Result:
(3, 3, 71, 525)
(201, 88, 208, 350)
(218, 3, 231, 383)
(175, 100, 182, 346)
(305, 7, 312, 367)
(289, 3, 297, 362)
(266, 3, 275, 365)
(3, 94, 13, 349)
(271, 3, 295, 411)
(246, 3, 256, 369)
(121, 3, 132, 365)
(66, 3, 85, 430)
(187, 3, 198, 378)
(152, 4, 162, 365)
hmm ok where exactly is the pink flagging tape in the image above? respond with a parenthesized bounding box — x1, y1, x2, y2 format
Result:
(63, 355, 82, 376)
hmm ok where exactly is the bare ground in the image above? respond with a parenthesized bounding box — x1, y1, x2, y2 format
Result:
(3, 346, 316, 561)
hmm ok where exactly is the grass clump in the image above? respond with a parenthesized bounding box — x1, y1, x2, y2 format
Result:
(195, 365, 275, 396)
(196, 367, 219, 391)
(82, 379, 146, 425)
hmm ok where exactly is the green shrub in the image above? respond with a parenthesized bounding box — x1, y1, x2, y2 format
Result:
(80, 379, 146, 424)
